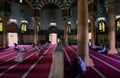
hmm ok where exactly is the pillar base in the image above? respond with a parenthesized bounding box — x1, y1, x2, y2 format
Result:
(64, 43, 68, 46)
(108, 48, 118, 54)
(2, 45, 8, 48)
(84, 56, 94, 67)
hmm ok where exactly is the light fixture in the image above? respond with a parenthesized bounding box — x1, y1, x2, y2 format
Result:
(68, 21, 71, 25)
(88, 19, 90, 23)
(98, 17, 105, 21)
(20, 0, 22, 3)
(21, 19, 28, 23)
(116, 15, 120, 19)
(9, 19, 17, 23)
(50, 22, 56, 26)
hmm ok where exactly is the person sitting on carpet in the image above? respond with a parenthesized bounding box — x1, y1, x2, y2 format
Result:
(34, 45, 40, 51)
(68, 57, 86, 78)
(21, 46, 27, 52)
(32, 42, 35, 48)
(14, 43, 19, 50)
(14, 49, 24, 62)
(38, 48, 44, 56)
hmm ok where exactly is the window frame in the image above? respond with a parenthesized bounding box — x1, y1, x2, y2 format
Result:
(21, 22, 27, 33)
(98, 20, 106, 33)
(0, 21, 3, 32)
(116, 18, 120, 32)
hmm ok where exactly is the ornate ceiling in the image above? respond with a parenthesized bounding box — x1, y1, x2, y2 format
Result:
(0, 0, 120, 16)
(0, 0, 120, 30)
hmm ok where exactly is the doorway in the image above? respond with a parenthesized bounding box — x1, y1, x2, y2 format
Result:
(49, 33, 57, 44)
(7, 33, 18, 46)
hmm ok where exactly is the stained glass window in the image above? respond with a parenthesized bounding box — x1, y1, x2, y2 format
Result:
(98, 20, 105, 32)
(67, 25, 71, 33)
(21, 23, 27, 33)
(116, 18, 120, 31)
(0, 22, 3, 32)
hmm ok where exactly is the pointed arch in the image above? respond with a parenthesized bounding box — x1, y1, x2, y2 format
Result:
(38, 0, 64, 10)
(21, 22, 28, 33)
(116, 18, 120, 32)
(0, 20, 3, 32)
(7, 23, 19, 32)
(66, 0, 73, 9)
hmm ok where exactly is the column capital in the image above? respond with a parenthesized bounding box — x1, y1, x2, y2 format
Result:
(62, 17, 68, 21)
(62, 9, 69, 20)
(89, 11, 97, 17)
(89, 15, 96, 22)
(33, 7, 40, 20)
(0, 16, 9, 21)
(106, 3, 118, 13)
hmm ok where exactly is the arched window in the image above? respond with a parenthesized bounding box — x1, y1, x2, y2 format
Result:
(49, 26, 57, 33)
(67, 25, 71, 33)
(0, 22, 3, 32)
(21, 22, 27, 33)
(98, 20, 106, 32)
(116, 18, 120, 31)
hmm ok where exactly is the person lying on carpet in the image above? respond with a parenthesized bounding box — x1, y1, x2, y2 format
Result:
(68, 57, 86, 78)
(97, 45, 107, 54)
(89, 42, 103, 51)
(89, 41, 107, 54)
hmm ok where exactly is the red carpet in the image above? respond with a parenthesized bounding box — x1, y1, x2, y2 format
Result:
(64, 45, 120, 78)
(1, 44, 120, 78)
(0, 44, 56, 78)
